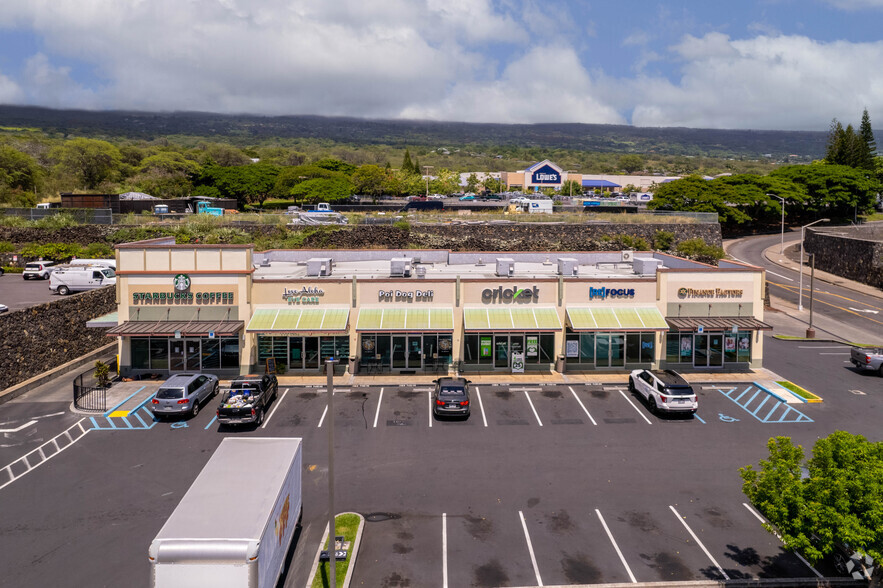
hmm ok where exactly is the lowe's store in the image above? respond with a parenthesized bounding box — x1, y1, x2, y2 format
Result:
(96, 239, 771, 377)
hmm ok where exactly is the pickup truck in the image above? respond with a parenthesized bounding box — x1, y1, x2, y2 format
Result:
(217, 374, 278, 426)
(850, 347, 883, 376)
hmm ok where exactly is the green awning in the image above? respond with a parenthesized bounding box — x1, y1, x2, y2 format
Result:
(246, 308, 349, 332)
(86, 311, 118, 328)
(463, 307, 562, 331)
(356, 307, 454, 331)
(566, 307, 669, 331)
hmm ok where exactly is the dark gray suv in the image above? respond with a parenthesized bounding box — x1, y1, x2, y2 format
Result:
(432, 377, 472, 418)
(151, 373, 219, 419)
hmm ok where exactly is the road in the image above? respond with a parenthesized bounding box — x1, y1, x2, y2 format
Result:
(727, 231, 883, 343)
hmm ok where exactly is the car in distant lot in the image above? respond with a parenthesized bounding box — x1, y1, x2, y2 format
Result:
(0, 303, 8, 313)
(432, 377, 471, 418)
(459, 195, 475, 201)
(151, 373, 219, 419)
(629, 369, 697, 414)
(22, 261, 55, 280)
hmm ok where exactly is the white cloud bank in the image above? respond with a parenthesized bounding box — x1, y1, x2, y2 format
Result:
(0, 2, 882, 130)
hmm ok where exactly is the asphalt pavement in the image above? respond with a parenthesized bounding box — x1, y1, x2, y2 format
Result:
(0, 271, 59, 312)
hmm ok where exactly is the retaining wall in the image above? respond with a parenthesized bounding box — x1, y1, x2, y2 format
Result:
(805, 226, 883, 289)
(0, 287, 116, 390)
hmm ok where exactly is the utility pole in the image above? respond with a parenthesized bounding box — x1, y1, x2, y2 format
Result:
(326, 357, 337, 587)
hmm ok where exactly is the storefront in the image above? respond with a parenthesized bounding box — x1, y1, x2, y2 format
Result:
(108, 243, 770, 376)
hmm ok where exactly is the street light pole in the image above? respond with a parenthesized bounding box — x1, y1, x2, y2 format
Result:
(326, 357, 337, 588)
(807, 254, 816, 338)
(423, 165, 432, 198)
(768, 194, 785, 254)
(798, 218, 829, 312)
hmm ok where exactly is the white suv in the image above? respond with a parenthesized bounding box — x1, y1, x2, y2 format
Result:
(22, 261, 55, 280)
(629, 369, 698, 415)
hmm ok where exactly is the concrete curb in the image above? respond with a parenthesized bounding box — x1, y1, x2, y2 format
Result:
(0, 342, 117, 406)
(508, 579, 864, 588)
(753, 381, 792, 404)
(305, 512, 364, 588)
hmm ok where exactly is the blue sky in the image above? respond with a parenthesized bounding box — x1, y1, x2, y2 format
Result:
(1, 0, 882, 130)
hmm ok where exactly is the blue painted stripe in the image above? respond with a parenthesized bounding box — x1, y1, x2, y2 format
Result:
(776, 406, 794, 422)
(132, 411, 148, 428)
(742, 389, 762, 408)
(204, 415, 218, 430)
(753, 382, 789, 404)
(763, 402, 781, 422)
(119, 417, 133, 429)
(107, 417, 118, 429)
(752, 395, 771, 415)
(694, 414, 706, 424)
(734, 386, 752, 402)
(103, 385, 146, 417)
(130, 392, 157, 413)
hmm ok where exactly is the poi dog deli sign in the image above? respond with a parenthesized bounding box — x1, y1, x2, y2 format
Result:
(378, 289, 434, 302)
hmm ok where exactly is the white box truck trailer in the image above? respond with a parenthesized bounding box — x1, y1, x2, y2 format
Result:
(149, 437, 303, 588)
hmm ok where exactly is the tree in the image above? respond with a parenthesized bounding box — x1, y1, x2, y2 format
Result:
(465, 173, 479, 193)
(401, 149, 414, 175)
(51, 138, 123, 189)
(741, 432, 883, 581)
(559, 179, 583, 197)
(351, 164, 389, 201)
(195, 164, 280, 208)
(0, 145, 41, 192)
(289, 176, 352, 205)
(314, 158, 356, 175)
(618, 154, 645, 174)
(859, 109, 877, 171)
(196, 143, 251, 166)
(771, 164, 879, 220)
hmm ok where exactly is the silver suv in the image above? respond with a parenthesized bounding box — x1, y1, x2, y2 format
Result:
(151, 373, 219, 419)
(629, 369, 698, 415)
(22, 261, 55, 280)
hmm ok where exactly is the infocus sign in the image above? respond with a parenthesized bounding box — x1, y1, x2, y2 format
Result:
(589, 286, 635, 300)
(481, 286, 539, 303)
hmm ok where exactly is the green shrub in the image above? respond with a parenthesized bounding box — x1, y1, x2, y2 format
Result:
(19, 242, 84, 261)
(94, 360, 111, 388)
(392, 220, 411, 231)
(1, 265, 24, 273)
(675, 238, 725, 264)
(82, 242, 116, 258)
(203, 228, 251, 245)
(0, 241, 15, 253)
(0, 215, 27, 227)
(652, 230, 675, 251)
(31, 213, 80, 229)
(619, 234, 649, 250)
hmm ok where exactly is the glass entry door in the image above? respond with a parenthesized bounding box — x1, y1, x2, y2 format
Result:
(595, 334, 610, 367)
(494, 336, 509, 368)
(407, 336, 422, 368)
(694, 334, 709, 367)
(708, 333, 724, 367)
(392, 336, 407, 369)
(169, 338, 201, 371)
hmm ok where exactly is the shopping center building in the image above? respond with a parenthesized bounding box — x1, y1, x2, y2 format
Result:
(106, 238, 770, 377)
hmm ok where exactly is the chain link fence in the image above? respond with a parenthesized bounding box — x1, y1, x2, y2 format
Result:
(1, 208, 114, 224)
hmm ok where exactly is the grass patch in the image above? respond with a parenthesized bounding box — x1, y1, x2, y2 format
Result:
(776, 380, 822, 402)
(311, 513, 361, 588)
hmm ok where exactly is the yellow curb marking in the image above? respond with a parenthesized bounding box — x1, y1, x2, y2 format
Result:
(108, 410, 129, 418)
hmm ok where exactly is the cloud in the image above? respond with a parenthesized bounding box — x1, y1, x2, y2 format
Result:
(822, 0, 883, 10)
(622, 31, 651, 47)
(21, 53, 99, 109)
(630, 33, 883, 130)
(0, 70, 24, 103)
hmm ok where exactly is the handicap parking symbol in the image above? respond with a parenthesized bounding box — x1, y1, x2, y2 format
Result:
(171, 422, 189, 429)
(718, 413, 739, 423)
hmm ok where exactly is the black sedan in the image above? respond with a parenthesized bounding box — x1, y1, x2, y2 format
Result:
(432, 377, 471, 418)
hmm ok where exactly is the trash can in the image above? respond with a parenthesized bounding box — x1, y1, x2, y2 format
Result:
(555, 354, 566, 373)
(349, 356, 358, 374)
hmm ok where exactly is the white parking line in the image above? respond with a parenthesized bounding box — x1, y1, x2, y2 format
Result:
(428, 391, 433, 427)
(669, 505, 729, 580)
(797, 346, 846, 349)
(766, 270, 794, 281)
(742, 503, 822, 578)
(519, 511, 544, 586)
(475, 388, 488, 427)
(596, 509, 636, 583)
(373, 388, 384, 428)
(569, 386, 597, 426)
(261, 388, 288, 429)
(524, 391, 543, 426)
(819, 352, 849, 355)
(442, 513, 448, 588)
(618, 390, 652, 425)
(317, 405, 328, 428)
(0, 419, 90, 491)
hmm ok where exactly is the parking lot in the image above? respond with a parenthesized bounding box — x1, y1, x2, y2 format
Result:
(0, 271, 59, 311)
(0, 337, 879, 587)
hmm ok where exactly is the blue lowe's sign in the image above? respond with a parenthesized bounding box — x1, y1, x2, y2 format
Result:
(531, 164, 560, 184)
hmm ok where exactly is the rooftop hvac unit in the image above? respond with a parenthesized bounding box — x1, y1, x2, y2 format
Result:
(633, 257, 661, 275)
(557, 258, 579, 276)
(496, 258, 515, 277)
(390, 257, 413, 277)
(415, 266, 427, 278)
(306, 257, 332, 276)
(621, 250, 634, 263)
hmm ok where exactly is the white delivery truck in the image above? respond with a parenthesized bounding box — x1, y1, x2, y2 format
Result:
(50, 264, 116, 295)
(149, 437, 303, 588)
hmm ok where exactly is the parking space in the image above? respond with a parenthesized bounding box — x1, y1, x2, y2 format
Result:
(0, 272, 58, 312)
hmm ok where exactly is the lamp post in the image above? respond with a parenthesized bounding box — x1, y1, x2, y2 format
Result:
(423, 165, 432, 198)
(326, 357, 337, 587)
(798, 218, 829, 311)
(806, 254, 817, 338)
(767, 194, 785, 254)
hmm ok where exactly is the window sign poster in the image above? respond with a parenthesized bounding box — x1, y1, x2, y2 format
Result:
(511, 352, 525, 373)
(680, 336, 693, 357)
(738, 334, 751, 350)
(526, 335, 539, 357)
(725, 336, 736, 353)
(480, 336, 493, 358)
(566, 339, 579, 358)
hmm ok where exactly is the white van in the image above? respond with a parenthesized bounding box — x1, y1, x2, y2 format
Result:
(50, 265, 117, 295)
(69, 258, 116, 270)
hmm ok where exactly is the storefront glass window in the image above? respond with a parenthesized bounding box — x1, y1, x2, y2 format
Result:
(640, 333, 655, 363)
(737, 332, 751, 363)
(221, 337, 239, 369)
(202, 339, 220, 369)
(289, 337, 303, 368)
(332, 336, 350, 360)
(539, 334, 555, 363)
(150, 339, 169, 370)
(463, 334, 480, 364)
(438, 335, 453, 363)
(131, 338, 150, 369)
(610, 334, 624, 367)
(580, 333, 594, 362)
(626, 334, 641, 364)
(257, 336, 287, 362)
